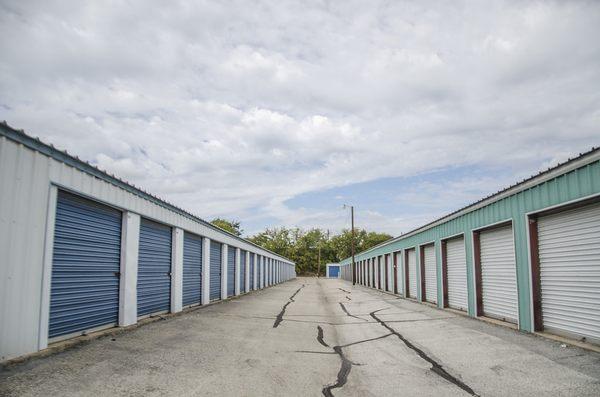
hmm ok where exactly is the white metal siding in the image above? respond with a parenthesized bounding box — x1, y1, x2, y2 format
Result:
(408, 249, 417, 298)
(423, 245, 437, 303)
(446, 237, 468, 311)
(538, 203, 600, 343)
(0, 137, 293, 361)
(480, 225, 518, 323)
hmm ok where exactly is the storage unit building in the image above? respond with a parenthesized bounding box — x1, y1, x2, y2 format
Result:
(0, 123, 296, 362)
(337, 144, 600, 346)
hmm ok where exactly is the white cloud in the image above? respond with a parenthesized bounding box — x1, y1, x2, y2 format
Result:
(0, 0, 599, 235)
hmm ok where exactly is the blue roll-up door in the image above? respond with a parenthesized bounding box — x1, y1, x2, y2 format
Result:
(240, 250, 247, 292)
(49, 191, 121, 338)
(249, 254, 255, 290)
(183, 232, 202, 307)
(137, 218, 172, 316)
(210, 241, 222, 300)
(258, 256, 262, 288)
(227, 247, 235, 297)
(329, 266, 340, 278)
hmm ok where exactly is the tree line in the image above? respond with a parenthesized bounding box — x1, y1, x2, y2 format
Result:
(210, 218, 392, 276)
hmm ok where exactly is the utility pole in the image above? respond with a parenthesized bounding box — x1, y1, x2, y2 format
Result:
(351, 205, 356, 285)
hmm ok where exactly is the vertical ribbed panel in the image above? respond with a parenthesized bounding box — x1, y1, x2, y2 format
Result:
(182, 232, 202, 306)
(538, 202, 600, 343)
(329, 266, 339, 278)
(240, 250, 247, 291)
(249, 254, 254, 290)
(227, 247, 235, 297)
(210, 241, 222, 300)
(49, 191, 121, 338)
(395, 253, 404, 295)
(137, 218, 172, 316)
(424, 245, 437, 303)
(480, 225, 518, 323)
(446, 237, 468, 311)
(408, 249, 417, 298)
(258, 256, 262, 287)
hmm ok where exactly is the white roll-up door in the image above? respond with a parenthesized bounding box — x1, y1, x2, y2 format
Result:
(537, 202, 600, 344)
(407, 249, 417, 298)
(446, 237, 468, 311)
(423, 245, 437, 303)
(479, 225, 518, 323)
(395, 252, 404, 295)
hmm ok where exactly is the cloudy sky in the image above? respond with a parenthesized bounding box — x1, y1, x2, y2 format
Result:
(1, 1, 599, 236)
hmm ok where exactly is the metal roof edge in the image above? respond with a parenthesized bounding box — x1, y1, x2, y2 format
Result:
(0, 121, 295, 265)
(342, 145, 600, 262)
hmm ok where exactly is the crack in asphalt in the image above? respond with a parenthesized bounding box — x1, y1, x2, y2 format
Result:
(370, 309, 478, 396)
(273, 285, 305, 328)
(318, 327, 391, 396)
(317, 326, 329, 347)
(339, 302, 368, 322)
(322, 345, 353, 397)
(338, 288, 351, 294)
(345, 296, 351, 301)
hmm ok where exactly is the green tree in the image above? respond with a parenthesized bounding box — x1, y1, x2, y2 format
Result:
(210, 218, 243, 236)
(248, 227, 392, 276)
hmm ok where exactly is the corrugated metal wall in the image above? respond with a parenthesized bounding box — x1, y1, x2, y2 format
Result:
(339, 157, 600, 332)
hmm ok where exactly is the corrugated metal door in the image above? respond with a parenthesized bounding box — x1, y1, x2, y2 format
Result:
(446, 237, 467, 311)
(182, 232, 202, 307)
(395, 252, 404, 295)
(537, 203, 600, 343)
(424, 245, 437, 304)
(49, 191, 121, 338)
(138, 218, 172, 316)
(407, 249, 417, 298)
(240, 250, 247, 292)
(249, 254, 255, 290)
(258, 256, 262, 287)
(480, 225, 518, 323)
(384, 255, 389, 291)
(210, 241, 222, 300)
(329, 266, 340, 278)
(227, 247, 235, 297)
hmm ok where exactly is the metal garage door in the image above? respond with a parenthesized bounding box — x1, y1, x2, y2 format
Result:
(395, 252, 404, 295)
(407, 249, 417, 298)
(227, 247, 235, 297)
(384, 255, 389, 291)
(49, 191, 121, 338)
(138, 218, 172, 316)
(537, 202, 600, 343)
(371, 259, 376, 287)
(249, 254, 255, 290)
(423, 245, 437, 304)
(480, 225, 518, 323)
(258, 256, 263, 288)
(446, 237, 468, 311)
(240, 250, 247, 292)
(182, 232, 202, 307)
(210, 241, 222, 300)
